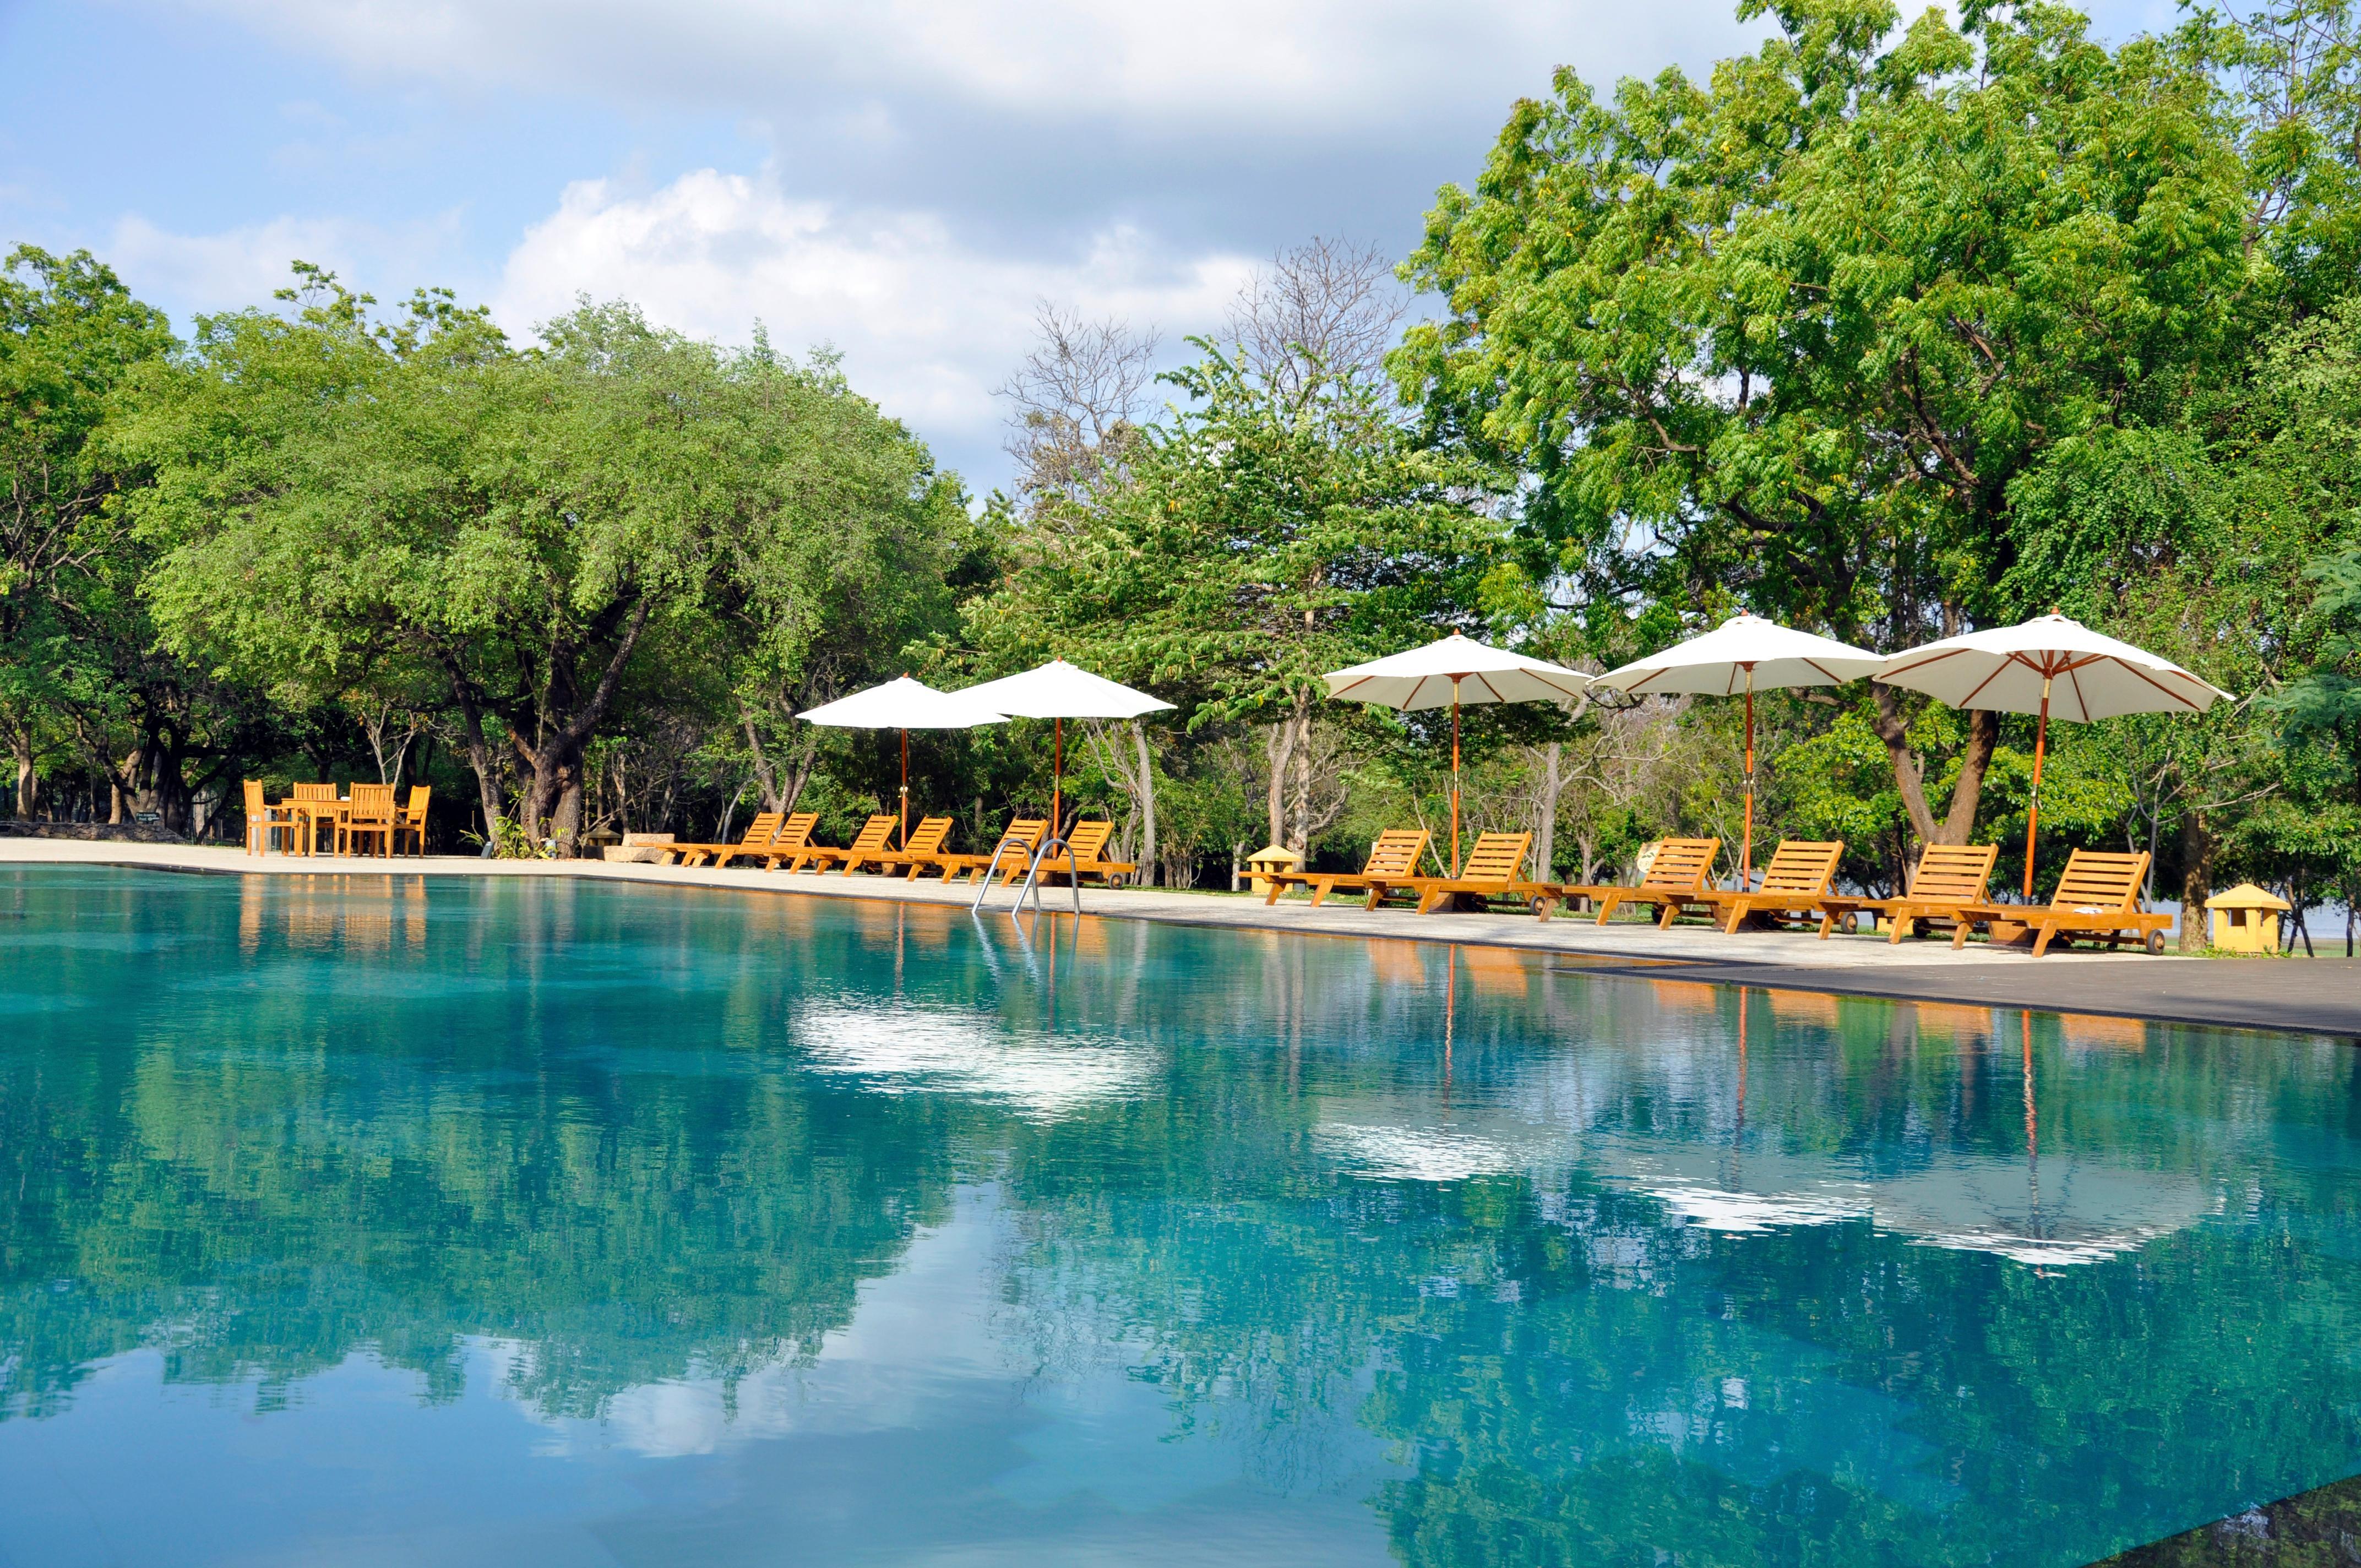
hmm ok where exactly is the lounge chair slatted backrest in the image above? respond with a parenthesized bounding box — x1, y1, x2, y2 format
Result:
(1364, 830, 1430, 878)
(2049, 849, 2148, 911)
(900, 817, 955, 856)
(1754, 841, 1843, 897)
(846, 815, 895, 853)
(1456, 832, 1532, 883)
(1905, 843, 1998, 904)
(1640, 839, 1719, 892)
(737, 812, 786, 847)
(771, 812, 819, 851)
(1060, 820, 1115, 864)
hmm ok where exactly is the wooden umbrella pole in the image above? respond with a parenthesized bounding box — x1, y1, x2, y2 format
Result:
(1053, 716, 1063, 835)
(899, 728, 910, 849)
(2023, 675, 2051, 897)
(1450, 680, 1462, 878)
(1740, 667, 1755, 891)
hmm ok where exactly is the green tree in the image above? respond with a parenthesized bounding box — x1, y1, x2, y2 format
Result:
(1396, 0, 2255, 851)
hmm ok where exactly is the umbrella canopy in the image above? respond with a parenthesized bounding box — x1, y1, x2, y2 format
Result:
(799, 677, 1007, 848)
(1593, 614, 1884, 885)
(1325, 635, 1590, 875)
(956, 659, 1174, 838)
(1876, 614, 2231, 896)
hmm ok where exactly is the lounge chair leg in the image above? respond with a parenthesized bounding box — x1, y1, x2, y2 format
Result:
(2032, 923, 2057, 958)
(1593, 895, 1617, 927)
(1952, 922, 1971, 950)
(1817, 911, 1835, 939)
(1657, 901, 1678, 930)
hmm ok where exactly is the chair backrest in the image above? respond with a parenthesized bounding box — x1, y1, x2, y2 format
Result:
(1363, 829, 1431, 877)
(1458, 832, 1532, 884)
(846, 815, 896, 852)
(293, 781, 338, 801)
(1062, 820, 1117, 864)
(350, 782, 395, 814)
(1640, 837, 1720, 892)
(1905, 843, 1998, 903)
(401, 785, 432, 823)
(1756, 840, 1844, 896)
(2049, 849, 2150, 911)
(904, 816, 954, 855)
(737, 811, 785, 846)
(994, 818, 1048, 851)
(773, 811, 818, 850)
(243, 779, 267, 818)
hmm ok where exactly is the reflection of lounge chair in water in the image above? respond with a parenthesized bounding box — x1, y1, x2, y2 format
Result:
(1951, 849, 2174, 956)
(1394, 832, 1557, 916)
(917, 819, 1047, 884)
(1552, 838, 1721, 926)
(1702, 840, 1845, 935)
(1818, 843, 1999, 943)
(1262, 829, 1431, 907)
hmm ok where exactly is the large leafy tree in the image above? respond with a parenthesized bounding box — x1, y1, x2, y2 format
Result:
(1396, 0, 2256, 847)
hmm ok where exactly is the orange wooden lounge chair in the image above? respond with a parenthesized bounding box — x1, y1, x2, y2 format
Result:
(1817, 843, 1999, 943)
(666, 811, 784, 869)
(841, 816, 955, 876)
(791, 814, 896, 874)
(1262, 829, 1432, 908)
(677, 810, 818, 869)
(1553, 838, 1721, 927)
(1032, 821, 1139, 888)
(243, 780, 298, 855)
(1950, 849, 2173, 956)
(1702, 840, 1846, 935)
(1394, 832, 1556, 916)
(918, 818, 1048, 884)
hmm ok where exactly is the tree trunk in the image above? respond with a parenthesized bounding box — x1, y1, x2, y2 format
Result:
(11, 727, 34, 820)
(1264, 721, 1294, 848)
(2179, 809, 2214, 952)
(1132, 720, 1158, 887)
(1288, 695, 1313, 855)
(1533, 742, 1564, 879)
(519, 597, 652, 857)
(1869, 683, 1996, 847)
(743, 708, 784, 813)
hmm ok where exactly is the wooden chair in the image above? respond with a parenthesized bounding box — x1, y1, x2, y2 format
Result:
(917, 819, 1048, 883)
(290, 780, 339, 854)
(842, 816, 955, 876)
(1817, 843, 1999, 943)
(390, 786, 433, 857)
(1033, 821, 1139, 887)
(1952, 849, 2174, 956)
(340, 783, 398, 858)
(243, 780, 298, 856)
(1702, 840, 1846, 934)
(1396, 832, 1556, 916)
(666, 811, 785, 869)
(1553, 838, 1722, 927)
(1262, 829, 1431, 907)
(791, 814, 897, 873)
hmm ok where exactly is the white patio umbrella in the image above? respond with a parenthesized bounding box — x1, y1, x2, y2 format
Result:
(1592, 613, 1886, 886)
(957, 658, 1175, 833)
(1324, 634, 1591, 876)
(799, 677, 1008, 848)
(1874, 613, 2230, 897)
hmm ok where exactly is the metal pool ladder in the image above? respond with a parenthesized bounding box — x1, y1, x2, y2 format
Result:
(972, 820, 1082, 920)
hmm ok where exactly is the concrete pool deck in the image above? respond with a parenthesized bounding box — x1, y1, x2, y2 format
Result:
(7, 838, 2356, 1038)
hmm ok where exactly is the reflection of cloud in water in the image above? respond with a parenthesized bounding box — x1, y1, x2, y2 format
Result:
(797, 1001, 1155, 1120)
(1318, 1113, 2215, 1268)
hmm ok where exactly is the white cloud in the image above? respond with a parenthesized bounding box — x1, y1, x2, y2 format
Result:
(493, 167, 1254, 466)
(106, 209, 465, 317)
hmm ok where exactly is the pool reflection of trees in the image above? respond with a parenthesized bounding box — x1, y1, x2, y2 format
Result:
(6, 870, 2361, 1565)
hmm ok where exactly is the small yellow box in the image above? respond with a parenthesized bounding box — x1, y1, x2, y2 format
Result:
(2204, 883, 2290, 954)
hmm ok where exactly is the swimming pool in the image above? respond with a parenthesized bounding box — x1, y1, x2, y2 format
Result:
(1, 865, 2355, 1565)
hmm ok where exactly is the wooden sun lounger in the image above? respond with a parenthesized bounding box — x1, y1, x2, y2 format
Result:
(666, 810, 785, 868)
(1262, 829, 1432, 907)
(1032, 821, 1138, 888)
(1816, 843, 1999, 943)
(841, 816, 955, 876)
(788, 814, 896, 873)
(1701, 840, 1846, 935)
(1393, 832, 1557, 916)
(916, 819, 1048, 883)
(669, 810, 818, 869)
(1551, 838, 1722, 927)
(1950, 849, 2174, 956)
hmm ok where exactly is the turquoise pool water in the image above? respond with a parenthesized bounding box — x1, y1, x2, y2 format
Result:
(1, 865, 2357, 1566)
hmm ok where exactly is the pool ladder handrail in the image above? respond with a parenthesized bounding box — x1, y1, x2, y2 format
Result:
(971, 815, 1082, 919)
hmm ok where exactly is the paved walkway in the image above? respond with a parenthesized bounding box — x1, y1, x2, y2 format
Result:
(6, 839, 2354, 1037)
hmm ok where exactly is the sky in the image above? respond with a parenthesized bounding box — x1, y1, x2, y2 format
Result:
(1, 0, 2178, 496)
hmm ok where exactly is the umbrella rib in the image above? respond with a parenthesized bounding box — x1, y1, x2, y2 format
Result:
(1879, 647, 1969, 680)
(1960, 662, 2010, 707)
(2115, 658, 2205, 711)
(2065, 661, 2091, 722)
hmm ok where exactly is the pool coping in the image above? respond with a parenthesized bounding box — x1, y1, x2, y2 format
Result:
(6, 840, 2357, 1039)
